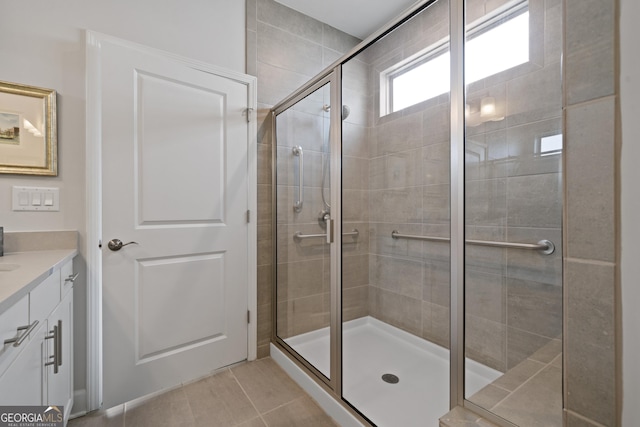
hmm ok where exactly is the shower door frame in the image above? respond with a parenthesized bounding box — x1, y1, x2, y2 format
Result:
(271, 68, 345, 396)
(269, 0, 551, 425)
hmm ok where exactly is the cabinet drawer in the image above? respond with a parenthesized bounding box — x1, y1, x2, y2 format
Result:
(0, 294, 29, 377)
(60, 260, 75, 297)
(30, 270, 61, 323)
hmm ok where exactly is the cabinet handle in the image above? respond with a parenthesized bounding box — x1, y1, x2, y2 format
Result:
(45, 322, 60, 374)
(57, 320, 62, 367)
(4, 320, 39, 347)
(65, 273, 79, 283)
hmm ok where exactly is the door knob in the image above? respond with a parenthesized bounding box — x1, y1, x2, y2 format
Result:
(107, 239, 138, 251)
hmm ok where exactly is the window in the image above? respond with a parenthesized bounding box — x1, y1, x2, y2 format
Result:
(382, 3, 530, 116)
(539, 134, 563, 156)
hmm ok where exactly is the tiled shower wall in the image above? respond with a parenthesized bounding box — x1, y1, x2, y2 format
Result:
(345, 0, 453, 350)
(246, 0, 361, 357)
(563, 0, 617, 424)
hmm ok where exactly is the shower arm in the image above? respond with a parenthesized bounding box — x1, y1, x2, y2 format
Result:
(292, 146, 303, 213)
(391, 230, 555, 255)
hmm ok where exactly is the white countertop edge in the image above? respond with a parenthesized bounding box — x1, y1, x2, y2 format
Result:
(0, 249, 78, 314)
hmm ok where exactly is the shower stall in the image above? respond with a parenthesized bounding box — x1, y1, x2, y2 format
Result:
(271, 0, 563, 425)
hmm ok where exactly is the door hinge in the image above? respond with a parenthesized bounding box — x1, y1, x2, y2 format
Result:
(247, 310, 251, 324)
(245, 108, 254, 123)
(246, 209, 251, 223)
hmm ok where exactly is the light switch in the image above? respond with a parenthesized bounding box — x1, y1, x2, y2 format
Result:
(44, 193, 54, 206)
(12, 186, 59, 211)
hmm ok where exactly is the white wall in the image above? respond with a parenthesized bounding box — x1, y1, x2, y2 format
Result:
(620, 0, 640, 424)
(0, 0, 245, 412)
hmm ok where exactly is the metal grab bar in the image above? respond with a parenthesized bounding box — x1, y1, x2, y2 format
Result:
(390, 230, 555, 255)
(294, 229, 359, 243)
(292, 146, 303, 212)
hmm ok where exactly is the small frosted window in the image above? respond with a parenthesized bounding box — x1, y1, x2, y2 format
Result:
(388, 10, 529, 115)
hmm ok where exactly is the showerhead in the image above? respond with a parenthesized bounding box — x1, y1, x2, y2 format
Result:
(322, 104, 351, 120)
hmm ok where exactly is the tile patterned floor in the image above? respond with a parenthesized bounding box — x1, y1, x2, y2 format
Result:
(69, 358, 338, 427)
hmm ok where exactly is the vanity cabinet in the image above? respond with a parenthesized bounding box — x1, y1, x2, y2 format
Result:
(0, 258, 75, 424)
(46, 286, 74, 415)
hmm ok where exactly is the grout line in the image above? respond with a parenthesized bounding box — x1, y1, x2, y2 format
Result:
(565, 409, 609, 427)
(228, 365, 271, 426)
(565, 257, 616, 267)
(260, 396, 304, 418)
(489, 360, 553, 411)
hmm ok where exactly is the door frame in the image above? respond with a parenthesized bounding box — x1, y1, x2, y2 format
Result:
(86, 31, 257, 412)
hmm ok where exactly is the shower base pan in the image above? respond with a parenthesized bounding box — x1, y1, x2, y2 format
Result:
(273, 316, 500, 427)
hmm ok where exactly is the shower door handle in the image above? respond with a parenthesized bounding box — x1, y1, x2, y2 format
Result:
(326, 218, 334, 244)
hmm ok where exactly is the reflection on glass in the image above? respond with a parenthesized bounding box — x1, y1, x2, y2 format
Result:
(463, 1, 564, 426)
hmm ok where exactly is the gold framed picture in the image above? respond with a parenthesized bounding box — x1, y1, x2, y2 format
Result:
(0, 80, 57, 176)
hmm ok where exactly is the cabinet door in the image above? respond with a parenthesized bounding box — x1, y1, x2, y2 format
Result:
(46, 291, 73, 420)
(0, 321, 46, 405)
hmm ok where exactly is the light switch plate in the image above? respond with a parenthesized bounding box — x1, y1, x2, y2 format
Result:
(12, 186, 60, 211)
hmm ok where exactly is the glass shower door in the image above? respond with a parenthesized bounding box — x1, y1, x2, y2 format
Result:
(341, 1, 452, 426)
(273, 78, 334, 382)
(463, 0, 563, 425)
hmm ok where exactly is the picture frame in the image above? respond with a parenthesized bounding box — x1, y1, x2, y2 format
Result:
(0, 80, 57, 176)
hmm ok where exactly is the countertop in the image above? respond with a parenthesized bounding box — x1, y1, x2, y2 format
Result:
(0, 249, 77, 314)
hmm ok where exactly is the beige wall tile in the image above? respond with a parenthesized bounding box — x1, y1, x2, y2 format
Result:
(505, 227, 562, 286)
(566, 99, 616, 262)
(492, 365, 562, 426)
(247, 30, 257, 77)
(467, 384, 510, 412)
(565, 0, 614, 58)
(506, 173, 562, 228)
(566, 40, 615, 106)
(257, 22, 323, 76)
(466, 315, 507, 372)
(507, 326, 553, 369)
(506, 63, 562, 127)
(465, 270, 505, 323)
(256, 0, 323, 42)
(565, 410, 604, 427)
(507, 277, 562, 339)
(465, 179, 507, 227)
(565, 260, 616, 426)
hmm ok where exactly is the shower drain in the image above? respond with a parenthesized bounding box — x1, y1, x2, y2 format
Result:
(381, 373, 399, 384)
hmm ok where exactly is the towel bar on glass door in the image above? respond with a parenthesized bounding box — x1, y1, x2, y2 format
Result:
(293, 229, 359, 243)
(390, 230, 555, 255)
(292, 146, 303, 213)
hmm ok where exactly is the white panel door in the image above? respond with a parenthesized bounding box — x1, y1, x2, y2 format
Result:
(99, 39, 250, 408)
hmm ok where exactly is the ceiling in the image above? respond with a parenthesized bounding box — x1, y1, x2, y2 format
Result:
(273, 0, 419, 39)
